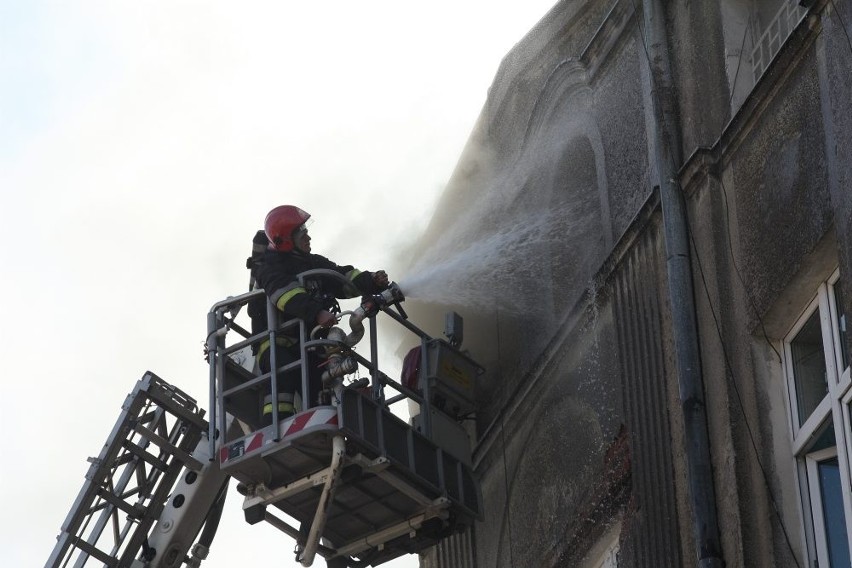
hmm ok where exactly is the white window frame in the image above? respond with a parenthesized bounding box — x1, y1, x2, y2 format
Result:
(782, 268, 852, 565)
(839, 387, 852, 551)
(784, 291, 831, 444)
(805, 447, 841, 568)
(828, 270, 851, 390)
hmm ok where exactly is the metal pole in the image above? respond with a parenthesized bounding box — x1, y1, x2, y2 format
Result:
(207, 311, 219, 461)
(370, 317, 384, 403)
(641, 1, 723, 566)
(215, 328, 227, 454)
(419, 338, 432, 439)
(267, 300, 280, 439)
(300, 319, 309, 409)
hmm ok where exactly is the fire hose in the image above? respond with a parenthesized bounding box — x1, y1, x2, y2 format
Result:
(308, 283, 406, 384)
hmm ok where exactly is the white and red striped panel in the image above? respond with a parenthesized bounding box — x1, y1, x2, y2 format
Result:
(219, 407, 339, 464)
(280, 406, 338, 437)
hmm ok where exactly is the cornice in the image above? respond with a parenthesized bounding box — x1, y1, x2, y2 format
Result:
(580, 0, 636, 78)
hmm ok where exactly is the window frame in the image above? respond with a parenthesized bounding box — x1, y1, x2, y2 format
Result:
(805, 447, 842, 567)
(828, 270, 850, 390)
(720, 0, 810, 113)
(784, 292, 830, 444)
(781, 268, 852, 565)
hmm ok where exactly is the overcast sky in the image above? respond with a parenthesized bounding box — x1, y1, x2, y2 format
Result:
(0, 2, 555, 567)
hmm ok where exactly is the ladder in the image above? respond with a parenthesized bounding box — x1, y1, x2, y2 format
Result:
(46, 373, 208, 568)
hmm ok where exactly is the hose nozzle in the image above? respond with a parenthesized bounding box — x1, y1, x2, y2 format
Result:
(377, 282, 407, 319)
(380, 282, 405, 305)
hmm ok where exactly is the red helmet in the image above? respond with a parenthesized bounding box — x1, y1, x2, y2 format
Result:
(264, 205, 311, 251)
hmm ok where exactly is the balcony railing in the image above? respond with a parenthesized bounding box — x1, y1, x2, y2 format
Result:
(751, 0, 809, 83)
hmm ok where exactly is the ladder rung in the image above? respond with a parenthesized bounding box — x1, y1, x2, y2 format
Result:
(135, 408, 159, 426)
(145, 385, 207, 431)
(132, 423, 204, 471)
(86, 486, 140, 515)
(95, 487, 145, 519)
(69, 536, 120, 567)
(112, 451, 136, 468)
(122, 441, 170, 472)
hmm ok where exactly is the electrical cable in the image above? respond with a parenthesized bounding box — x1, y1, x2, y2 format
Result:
(629, 1, 810, 565)
(716, 9, 784, 364)
(718, 179, 783, 364)
(829, 0, 852, 55)
(687, 219, 803, 568)
(721, 0, 852, 365)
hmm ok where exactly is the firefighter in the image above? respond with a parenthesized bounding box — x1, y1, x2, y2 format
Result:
(248, 205, 389, 424)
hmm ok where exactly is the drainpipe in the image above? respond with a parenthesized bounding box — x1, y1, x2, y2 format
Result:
(640, 1, 724, 567)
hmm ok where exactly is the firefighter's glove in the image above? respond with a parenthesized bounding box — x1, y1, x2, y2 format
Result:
(316, 310, 337, 328)
(372, 270, 389, 289)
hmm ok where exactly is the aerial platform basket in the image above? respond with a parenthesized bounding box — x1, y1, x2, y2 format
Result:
(207, 273, 484, 567)
(218, 389, 481, 566)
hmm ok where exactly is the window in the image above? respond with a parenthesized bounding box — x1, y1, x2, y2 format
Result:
(721, 0, 810, 111)
(789, 308, 829, 426)
(807, 449, 851, 567)
(783, 270, 852, 566)
(750, 0, 809, 83)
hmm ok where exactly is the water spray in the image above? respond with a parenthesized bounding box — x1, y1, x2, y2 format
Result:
(397, 209, 589, 316)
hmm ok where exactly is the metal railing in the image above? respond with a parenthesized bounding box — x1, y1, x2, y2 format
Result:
(204, 271, 443, 461)
(750, 0, 809, 84)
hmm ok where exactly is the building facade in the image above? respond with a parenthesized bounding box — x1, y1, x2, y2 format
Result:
(404, 0, 852, 566)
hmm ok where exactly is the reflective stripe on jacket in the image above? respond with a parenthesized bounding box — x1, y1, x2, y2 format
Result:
(247, 248, 381, 344)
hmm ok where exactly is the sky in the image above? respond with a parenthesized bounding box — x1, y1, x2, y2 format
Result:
(0, 2, 556, 567)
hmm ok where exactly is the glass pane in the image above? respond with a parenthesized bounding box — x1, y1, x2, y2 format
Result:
(791, 310, 828, 426)
(834, 282, 849, 371)
(811, 422, 836, 453)
(818, 457, 851, 567)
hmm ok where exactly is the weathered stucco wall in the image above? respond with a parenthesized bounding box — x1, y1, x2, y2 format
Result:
(414, 0, 852, 567)
(416, 2, 679, 566)
(474, 301, 624, 567)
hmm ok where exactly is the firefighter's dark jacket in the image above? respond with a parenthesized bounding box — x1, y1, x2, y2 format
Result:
(248, 247, 382, 341)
